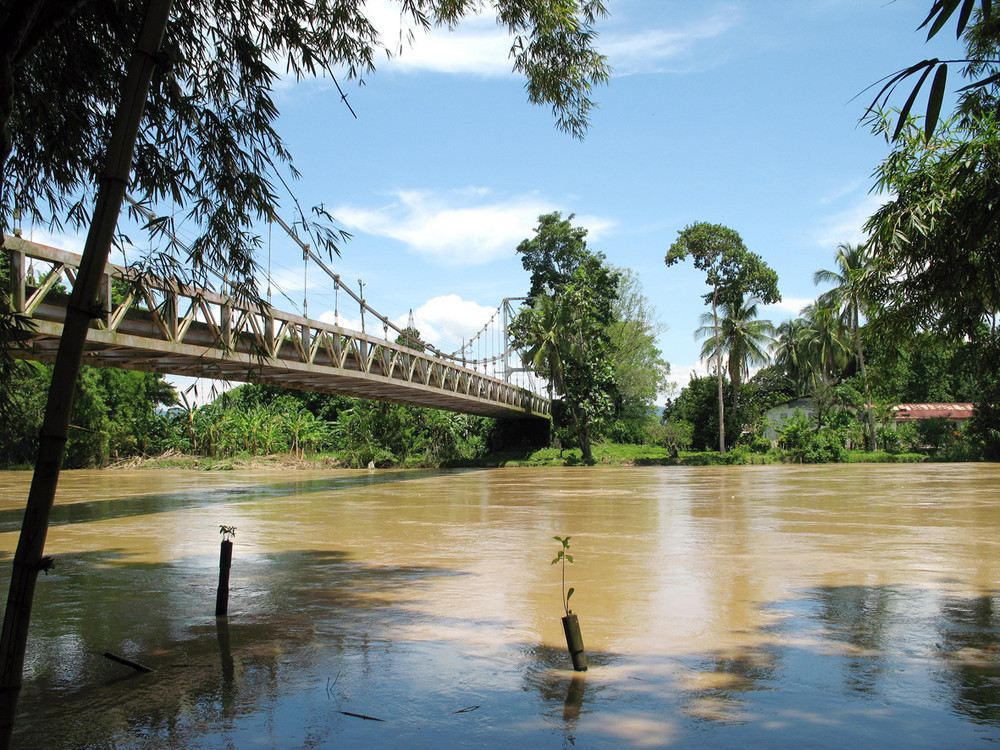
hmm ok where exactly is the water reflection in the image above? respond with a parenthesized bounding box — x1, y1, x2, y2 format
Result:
(935, 593, 1000, 726)
(1, 465, 1000, 748)
(812, 584, 900, 694)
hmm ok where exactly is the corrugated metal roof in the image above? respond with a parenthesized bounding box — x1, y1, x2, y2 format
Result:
(892, 403, 975, 421)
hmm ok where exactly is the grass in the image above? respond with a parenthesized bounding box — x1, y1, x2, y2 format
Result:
(99, 444, 962, 471)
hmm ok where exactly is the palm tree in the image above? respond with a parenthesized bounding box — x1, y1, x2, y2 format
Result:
(510, 293, 594, 461)
(814, 242, 877, 449)
(773, 318, 811, 396)
(696, 297, 776, 435)
(798, 302, 853, 387)
(514, 293, 569, 400)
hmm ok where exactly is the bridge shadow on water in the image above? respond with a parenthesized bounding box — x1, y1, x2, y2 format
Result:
(0, 468, 480, 536)
(8, 533, 1000, 750)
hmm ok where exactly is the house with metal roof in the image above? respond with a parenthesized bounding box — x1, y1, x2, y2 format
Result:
(891, 403, 975, 425)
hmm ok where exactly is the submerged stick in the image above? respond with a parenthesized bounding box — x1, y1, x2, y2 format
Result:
(103, 652, 154, 673)
(337, 710, 386, 722)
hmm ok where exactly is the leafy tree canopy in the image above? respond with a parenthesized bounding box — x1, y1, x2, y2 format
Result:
(665, 222, 781, 309)
(1, 0, 610, 294)
(510, 212, 619, 460)
(865, 11, 1000, 338)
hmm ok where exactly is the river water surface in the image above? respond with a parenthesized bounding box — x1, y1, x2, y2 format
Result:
(2, 463, 1000, 748)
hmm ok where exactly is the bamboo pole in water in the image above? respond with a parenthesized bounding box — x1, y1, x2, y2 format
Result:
(0, 1, 174, 744)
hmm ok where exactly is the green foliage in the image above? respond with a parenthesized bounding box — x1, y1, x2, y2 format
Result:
(331, 399, 494, 468)
(510, 213, 620, 461)
(863, 329, 981, 403)
(662, 375, 724, 452)
(917, 417, 957, 451)
(551, 536, 575, 616)
(0, 361, 177, 468)
(647, 418, 694, 453)
(773, 408, 845, 463)
(4, 0, 610, 258)
(395, 325, 426, 353)
(607, 269, 671, 443)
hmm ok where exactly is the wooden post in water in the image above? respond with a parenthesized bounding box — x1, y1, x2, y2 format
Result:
(215, 539, 233, 617)
(215, 526, 236, 617)
(562, 613, 588, 671)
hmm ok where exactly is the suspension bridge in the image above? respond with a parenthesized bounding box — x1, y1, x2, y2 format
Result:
(2, 234, 550, 419)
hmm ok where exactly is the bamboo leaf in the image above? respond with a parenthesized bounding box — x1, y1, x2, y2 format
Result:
(958, 71, 1000, 91)
(893, 62, 938, 142)
(925, 64, 948, 140)
(922, 0, 960, 39)
(957, 0, 977, 36)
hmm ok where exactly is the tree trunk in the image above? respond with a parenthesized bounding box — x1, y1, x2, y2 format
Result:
(0, 1, 172, 744)
(713, 289, 725, 454)
(854, 311, 877, 451)
(729, 353, 742, 432)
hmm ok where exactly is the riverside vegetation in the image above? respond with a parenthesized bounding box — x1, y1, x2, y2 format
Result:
(2, 223, 998, 469)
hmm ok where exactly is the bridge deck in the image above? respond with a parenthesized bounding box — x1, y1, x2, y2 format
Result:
(4, 237, 549, 419)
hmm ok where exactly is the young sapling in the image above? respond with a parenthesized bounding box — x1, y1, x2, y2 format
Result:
(552, 536, 575, 616)
(552, 535, 587, 671)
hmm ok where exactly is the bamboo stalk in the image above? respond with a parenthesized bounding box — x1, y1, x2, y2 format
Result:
(0, 1, 174, 744)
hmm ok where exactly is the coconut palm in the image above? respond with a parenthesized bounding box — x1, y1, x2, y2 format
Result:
(798, 302, 853, 389)
(510, 292, 596, 459)
(696, 296, 776, 426)
(511, 293, 569, 400)
(814, 242, 878, 449)
(773, 318, 812, 396)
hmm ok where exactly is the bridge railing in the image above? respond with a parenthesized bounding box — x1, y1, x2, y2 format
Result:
(2, 236, 550, 418)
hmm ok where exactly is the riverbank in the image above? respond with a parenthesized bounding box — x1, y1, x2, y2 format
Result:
(98, 443, 937, 471)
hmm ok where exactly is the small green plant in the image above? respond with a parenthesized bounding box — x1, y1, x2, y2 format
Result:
(219, 525, 237, 541)
(551, 535, 575, 616)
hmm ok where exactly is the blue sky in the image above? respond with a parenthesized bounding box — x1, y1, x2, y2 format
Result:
(27, 0, 969, 402)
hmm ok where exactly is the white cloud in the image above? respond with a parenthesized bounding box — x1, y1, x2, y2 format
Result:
(15, 227, 85, 256)
(313, 294, 495, 352)
(814, 193, 885, 248)
(360, 0, 517, 78)
(666, 362, 709, 390)
(412, 294, 496, 349)
(334, 188, 615, 266)
(603, 9, 741, 76)
(373, 2, 741, 79)
(764, 296, 813, 319)
(318, 310, 361, 331)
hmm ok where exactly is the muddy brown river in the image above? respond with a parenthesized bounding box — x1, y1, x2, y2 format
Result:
(1, 463, 999, 748)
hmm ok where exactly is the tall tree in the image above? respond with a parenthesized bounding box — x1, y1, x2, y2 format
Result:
(814, 243, 878, 450)
(607, 269, 671, 442)
(665, 222, 780, 453)
(696, 296, 774, 425)
(510, 213, 619, 461)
